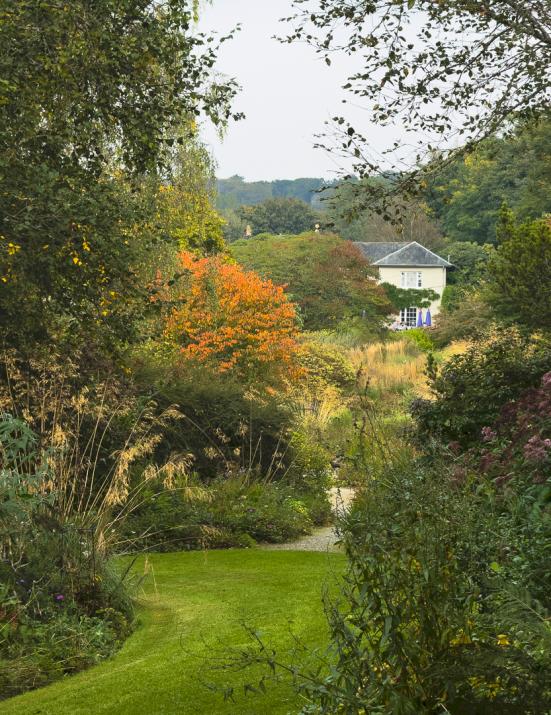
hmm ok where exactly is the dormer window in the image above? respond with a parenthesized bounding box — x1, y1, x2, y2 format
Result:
(401, 271, 422, 289)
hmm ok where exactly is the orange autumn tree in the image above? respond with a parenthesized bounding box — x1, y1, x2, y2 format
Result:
(165, 251, 300, 381)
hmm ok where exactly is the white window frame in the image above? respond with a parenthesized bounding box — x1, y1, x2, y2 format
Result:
(400, 307, 418, 327)
(401, 271, 423, 289)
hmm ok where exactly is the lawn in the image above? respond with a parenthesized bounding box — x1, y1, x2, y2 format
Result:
(0, 550, 345, 715)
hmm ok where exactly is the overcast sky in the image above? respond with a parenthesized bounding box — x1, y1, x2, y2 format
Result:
(200, 0, 400, 182)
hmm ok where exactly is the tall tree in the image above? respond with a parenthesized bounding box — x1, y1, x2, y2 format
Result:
(486, 207, 551, 331)
(425, 119, 551, 244)
(286, 1, 551, 209)
(236, 198, 322, 236)
(0, 0, 239, 352)
(326, 180, 446, 250)
(231, 233, 392, 329)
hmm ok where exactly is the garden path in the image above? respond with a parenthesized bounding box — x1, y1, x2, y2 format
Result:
(260, 487, 355, 553)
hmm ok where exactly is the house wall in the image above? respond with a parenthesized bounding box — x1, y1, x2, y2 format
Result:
(378, 265, 447, 316)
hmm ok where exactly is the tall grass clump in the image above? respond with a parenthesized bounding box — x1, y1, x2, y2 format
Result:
(0, 351, 194, 698)
(349, 338, 428, 404)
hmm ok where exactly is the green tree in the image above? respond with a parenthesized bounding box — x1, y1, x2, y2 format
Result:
(327, 179, 446, 251)
(155, 130, 226, 256)
(215, 176, 333, 212)
(221, 209, 249, 243)
(0, 0, 238, 353)
(287, 1, 551, 210)
(486, 207, 551, 331)
(231, 233, 392, 330)
(425, 119, 551, 244)
(446, 242, 493, 286)
(272, 178, 326, 204)
(236, 198, 322, 236)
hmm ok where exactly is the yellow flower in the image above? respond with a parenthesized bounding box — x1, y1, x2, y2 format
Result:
(497, 634, 510, 647)
(72, 256, 82, 266)
(450, 630, 471, 646)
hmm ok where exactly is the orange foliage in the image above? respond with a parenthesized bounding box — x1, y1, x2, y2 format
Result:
(165, 251, 300, 380)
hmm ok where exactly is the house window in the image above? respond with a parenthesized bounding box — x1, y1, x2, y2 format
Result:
(400, 307, 418, 327)
(401, 271, 422, 288)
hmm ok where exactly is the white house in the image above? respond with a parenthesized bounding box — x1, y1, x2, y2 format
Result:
(354, 241, 453, 327)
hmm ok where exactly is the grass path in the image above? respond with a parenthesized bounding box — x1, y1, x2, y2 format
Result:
(1, 550, 345, 715)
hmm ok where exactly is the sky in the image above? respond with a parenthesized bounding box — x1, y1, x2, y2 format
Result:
(200, 0, 399, 182)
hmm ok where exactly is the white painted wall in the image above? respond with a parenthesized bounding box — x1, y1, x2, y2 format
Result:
(378, 265, 447, 316)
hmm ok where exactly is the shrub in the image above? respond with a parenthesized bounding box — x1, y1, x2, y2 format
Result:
(0, 607, 132, 699)
(431, 289, 494, 348)
(131, 357, 296, 480)
(412, 329, 551, 449)
(225, 452, 551, 714)
(298, 338, 356, 393)
(403, 327, 435, 352)
(0, 415, 134, 698)
(453, 372, 551, 610)
(121, 476, 325, 551)
(286, 431, 333, 498)
(289, 454, 551, 714)
(467, 370, 551, 493)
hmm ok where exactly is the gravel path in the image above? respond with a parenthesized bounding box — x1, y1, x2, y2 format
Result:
(260, 487, 355, 553)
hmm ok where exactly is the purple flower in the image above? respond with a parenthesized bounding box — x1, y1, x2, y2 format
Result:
(480, 452, 497, 472)
(55, 594, 64, 602)
(523, 435, 551, 464)
(450, 467, 467, 486)
(448, 441, 461, 455)
(481, 426, 497, 443)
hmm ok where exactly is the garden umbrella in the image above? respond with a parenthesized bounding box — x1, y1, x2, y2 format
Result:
(416, 310, 423, 327)
(425, 309, 432, 327)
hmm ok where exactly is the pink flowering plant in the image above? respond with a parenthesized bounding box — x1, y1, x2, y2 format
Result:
(460, 372, 551, 490)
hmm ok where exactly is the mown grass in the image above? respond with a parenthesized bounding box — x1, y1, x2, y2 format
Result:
(0, 550, 345, 715)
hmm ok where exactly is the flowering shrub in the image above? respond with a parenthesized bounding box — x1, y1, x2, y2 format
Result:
(466, 371, 551, 489)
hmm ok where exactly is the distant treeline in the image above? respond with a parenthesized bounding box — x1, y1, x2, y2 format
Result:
(218, 118, 551, 246)
(216, 175, 338, 212)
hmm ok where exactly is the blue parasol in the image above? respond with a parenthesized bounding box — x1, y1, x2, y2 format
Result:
(416, 310, 423, 328)
(424, 309, 432, 327)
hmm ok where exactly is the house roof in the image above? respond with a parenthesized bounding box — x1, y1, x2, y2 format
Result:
(355, 241, 452, 268)
(355, 242, 409, 263)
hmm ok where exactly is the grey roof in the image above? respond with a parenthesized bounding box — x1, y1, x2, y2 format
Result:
(355, 242, 409, 263)
(355, 241, 452, 268)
